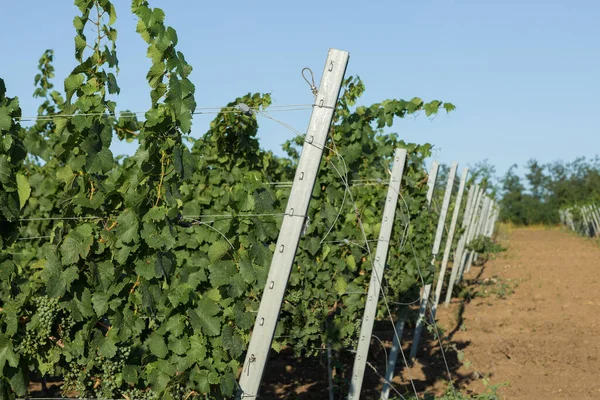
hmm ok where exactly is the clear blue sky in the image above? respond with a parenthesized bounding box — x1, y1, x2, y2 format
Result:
(1, 1, 599, 180)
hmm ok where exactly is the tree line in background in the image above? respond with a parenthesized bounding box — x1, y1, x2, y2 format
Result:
(466, 158, 600, 226)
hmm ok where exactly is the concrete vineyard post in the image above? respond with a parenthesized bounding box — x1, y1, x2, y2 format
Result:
(379, 161, 439, 400)
(432, 166, 468, 317)
(444, 184, 476, 306)
(458, 186, 483, 282)
(236, 48, 349, 399)
(410, 162, 456, 359)
(347, 149, 408, 400)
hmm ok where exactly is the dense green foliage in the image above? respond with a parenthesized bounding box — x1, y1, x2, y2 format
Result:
(0, 79, 28, 248)
(0, 2, 464, 399)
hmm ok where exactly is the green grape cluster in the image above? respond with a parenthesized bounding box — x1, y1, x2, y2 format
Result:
(19, 296, 62, 357)
(20, 330, 40, 357)
(92, 346, 131, 399)
(61, 360, 90, 397)
(287, 290, 302, 304)
(58, 313, 76, 338)
(33, 296, 60, 338)
(122, 388, 159, 400)
(341, 319, 363, 349)
(167, 383, 203, 399)
(169, 384, 186, 398)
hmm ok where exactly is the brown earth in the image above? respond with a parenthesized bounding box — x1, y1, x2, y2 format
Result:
(260, 226, 600, 399)
(427, 226, 600, 400)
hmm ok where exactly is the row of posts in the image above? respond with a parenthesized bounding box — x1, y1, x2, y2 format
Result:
(380, 162, 499, 400)
(235, 48, 500, 400)
(560, 205, 600, 237)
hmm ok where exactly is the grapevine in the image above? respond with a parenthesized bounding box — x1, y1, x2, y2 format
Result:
(0, 1, 458, 398)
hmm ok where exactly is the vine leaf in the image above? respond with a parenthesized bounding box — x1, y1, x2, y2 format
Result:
(117, 210, 140, 244)
(16, 173, 30, 209)
(98, 328, 119, 358)
(41, 254, 79, 298)
(168, 335, 190, 356)
(188, 298, 221, 336)
(148, 332, 168, 358)
(0, 334, 19, 370)
(60, 224, 94, 264)
(92, 291, 109, 316)
(64, 73, 84, 101)
(208, 240, 230, 262)
(0, 106, 11, 130)
(208, 261, 236, 287)
(222, 325, 244, 358)
(0, 156, 12, 186)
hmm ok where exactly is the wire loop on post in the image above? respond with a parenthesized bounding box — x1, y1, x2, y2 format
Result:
(301, 67, 318, 97)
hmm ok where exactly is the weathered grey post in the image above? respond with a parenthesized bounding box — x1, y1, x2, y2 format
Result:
(486, 202, 498, 237)
(472, 196, 491, 264)
(458, 187, 483, 282)
(410, 162, 455, 359)
(444, 184, 476, 306)
(470, 196, 489, 267)
(466, 195, 489, 274)
(380, 161, 439, 400)
(477, 197, 491, 236)
(588, 206, 597, 236)
(588, 205, 600, 236)
(432, 166, 468, 317)
(471, 197, 492, 267)
(567, 208, 576, 232)
(582, 206, 592, 236)
(593, 206, 600, 236)
(586, 206, 595, 236)
(579, 207, 586, 235)
(589, 206, 599, 236)
(580, 206, 588, 235)
(348, 148, 408, 400)
(236, 49, 349, 400)
(492, 204, 499, 234)
(483, 200, 495, 236)
(457, 187, 481, 282)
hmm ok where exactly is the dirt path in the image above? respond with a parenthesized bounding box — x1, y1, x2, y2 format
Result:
(418, 226, 600, 399)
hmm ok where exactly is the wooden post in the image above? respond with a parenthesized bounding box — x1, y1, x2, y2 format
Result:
(444, 184, 475, 306)
(347, 149, 408, 400)
(379, 161, 439, 400)
(410, 162, 455, 359)
(432, 167, 468, 317)
(236, 49, 349, 399)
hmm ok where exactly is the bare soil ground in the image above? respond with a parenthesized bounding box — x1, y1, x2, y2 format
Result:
(426, 226, 600, 400)
(261, 226, 600, 399)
